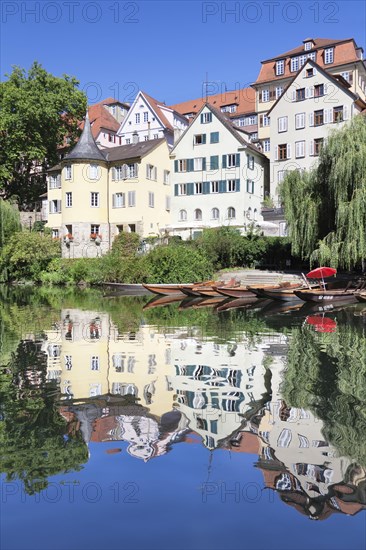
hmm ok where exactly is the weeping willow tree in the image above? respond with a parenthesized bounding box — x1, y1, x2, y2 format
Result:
(0, 198, 21, 248)
(279, 115, 366, 269)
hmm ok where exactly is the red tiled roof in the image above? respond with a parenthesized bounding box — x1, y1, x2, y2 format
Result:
(254, 38, 361, 85)
(79, 100, 121, 137)
(170, 87, 256, 118)
(141, 91, 174, 131)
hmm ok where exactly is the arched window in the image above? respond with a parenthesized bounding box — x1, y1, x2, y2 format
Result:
(194, 209, 202, 221)
(246, 207, 252, 220)
(179, 209, 187, 221)
(211, 207, 219, 220)
(227, 207, 236, 219)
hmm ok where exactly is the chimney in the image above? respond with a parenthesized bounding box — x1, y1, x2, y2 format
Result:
(132, 132, 139, 144)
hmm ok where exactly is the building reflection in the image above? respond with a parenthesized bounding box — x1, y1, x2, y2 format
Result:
(41, 308, 365, 517)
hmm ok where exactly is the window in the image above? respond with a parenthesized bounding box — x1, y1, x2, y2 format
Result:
(143, 111, 149, 122)
(52, 229, 59, 238)
(221, 104, 237, 113)
(179, 209, 187, 221)
(194, 157, 204, 171)
(65, 165, 72, 180)
(91, 356, 100, 371)
(314, 138, 324, 156)
(247, 155, 254, 169)
(135, 113, 140, 124)
(177, 159, 187, 172)
(91, 224, 100, 235)
(227, 180, 236, 192)
(144, 136, 148, 141)
(306, 67, 314, 78)
(194, 134, 206, 145)
(148, 192, 154, 207)
(246, 180, 254, 193)
(227, 154, 237, 168)
(66, 192, 72, 207)
(341, 71, 351, 83)
(278, 144, 288, 160)
(165, 196, 170, 211)
(314, 109, 324, 126)
(194, 209, 202, 221)
(194, 182, 203, 194)
(295, 112, 305, 129)
(49, 174, 61, 189)
(261, 89, 270, 102)
(200, 112, 212, 123)
(128, 191, 136, 207)
(276, 59, 285, 75)
(163, 170, 170, 184)
(211, 207, 219, 220)
(113, 192, 125, 208)
(153, 134, 158, 139)
(49, 200, 61, 214)
(260, 115, 270, 127)
(227, 207, 236, 219)
(290, 57, 299, 72)
(209, 155, 219, 170)
(211, 181, 219, 193)
(178, 183, 187, 195)
(304, 41, 312, 51)
(295, 141, 305, 158)
(275, 86, 283, 99)
(126, 163, 138, 178)
(146, 164, 157, 180)
(278, 116, 288, 132)
(296, 88, 306, 101)
(250, 132, 257, 141)
(278, 170, 287, 183)
(210, 132, 219, 143)
(314, 84, 324, 97)
(263, 139, 270, 152)
(108, 134, 115, 143)
(90, 192, 99, 207)
(324, 47, 334, 64)
(125, 138, 131, 144)
(88, 164, 99, 179)
(333, 106, 343, 123)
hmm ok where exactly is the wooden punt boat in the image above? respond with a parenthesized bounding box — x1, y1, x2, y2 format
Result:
(143, 294, 184, 309)
(142, 283, 196, 296)
(244, 282, 305, 301)
(294, 288, 359, 304)
(181, 277, 241, 298)
(355, 291, 366, 303)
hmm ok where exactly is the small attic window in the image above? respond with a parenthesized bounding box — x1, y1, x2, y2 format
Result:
(304, 40, 314, 51)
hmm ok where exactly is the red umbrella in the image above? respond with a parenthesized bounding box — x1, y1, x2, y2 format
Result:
(306, 267, 337, 279)
(306, 315, 337, 333)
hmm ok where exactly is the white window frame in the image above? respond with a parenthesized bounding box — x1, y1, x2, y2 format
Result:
(128, 190, 136, 207)
(89, 164, 99, 180)
(276, 59, 285, 76)
(135, 113, 140, 124)
(194, 158, 203, 171)
(278, 116, 288, 133)
(194, 208, 202, 221)
(227, 207, 236, 219)
(65, 192, 72, 207)
(194, 182, 203, 194)
(179, 209, 187, 221)
(146, 164, 157, 180)
(177, 159, 187, 172)
(263, 139, 270, 152)
(324, 47, 334, 64)
(295, 140, 305, 158)
(290, 57, 299, 72)
(295, 112, 305, 129)
(143, 111, 149, 122)
(261, 89, 270, 102)
(263, 116, 270, 127)
(201, 112, 212, 123)
(114, 192, 125, 208)
(227, 154, 236, 168)
(148, 192, 154, 208)
(211, 181, 219, 193)
(90, 192, 99, 207)
(227, 180, 236, 192)
(275, 86, 283, 99)
(246, 180, 254, 194)
(163, 170, 170, 184)
(178, 183, 187, 196)
(211, 207, 219, 220)
(65, 164, 72, 180)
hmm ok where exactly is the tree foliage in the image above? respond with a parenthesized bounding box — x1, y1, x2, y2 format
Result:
(279, 116, 366, 269)
(0, 231, 61, 282)
(0, 198, 21, 248)
(0, 62, 87, 207)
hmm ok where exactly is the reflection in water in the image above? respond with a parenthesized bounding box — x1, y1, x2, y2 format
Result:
(0, 287, 365, 525)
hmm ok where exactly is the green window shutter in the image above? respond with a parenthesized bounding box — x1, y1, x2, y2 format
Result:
(219, 180, 226, 193)
(174, 184, 179, 196)
(222, 155, 227, 168)
(210, 132, 219, 143)
(210, 155, 218, 170)
(208, 112, 212, 122)
(236, 179, 240, 192)
(202, 134, 206, 144)
(200, 114, 204, 123)
(187, 159, 194, 172)
(202, 157, 206, 170)
(236, 153, 240, 167)
(203, 181, 210, 194)
(187, 182, 194, 195)
(174, 160, 178, 172)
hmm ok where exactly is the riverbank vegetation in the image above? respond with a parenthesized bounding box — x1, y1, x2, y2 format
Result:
(0, 227, 293, 285)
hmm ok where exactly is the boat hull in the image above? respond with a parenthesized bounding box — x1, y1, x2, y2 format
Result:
(294, 289, 358, 303)
(142, 284, 195, 296)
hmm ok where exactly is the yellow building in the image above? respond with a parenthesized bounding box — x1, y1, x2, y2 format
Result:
(46, 113, 171, 258)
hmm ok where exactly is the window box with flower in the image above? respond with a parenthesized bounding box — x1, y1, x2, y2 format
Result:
(64, 233, 74, 245)
(90, 233, 102, 244)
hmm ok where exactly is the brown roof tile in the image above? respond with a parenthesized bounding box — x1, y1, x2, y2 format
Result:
(254, 38, 361, 85)
(170, 87, 256, 118)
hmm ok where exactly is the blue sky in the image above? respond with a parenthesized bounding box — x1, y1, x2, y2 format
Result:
(1, 0, 365, 106)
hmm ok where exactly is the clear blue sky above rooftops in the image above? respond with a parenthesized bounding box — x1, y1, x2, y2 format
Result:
(1, 0, 365, 105)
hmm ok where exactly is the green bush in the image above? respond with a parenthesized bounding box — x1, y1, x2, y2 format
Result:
(145, 244, 213, 283)
(0, 232, 61, 282)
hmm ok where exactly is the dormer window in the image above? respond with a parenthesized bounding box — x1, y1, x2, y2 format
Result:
(304, 41, 314, 51)
(324, 48, 334, 64)
(276, 59, 285, 76)
(221, 104, 237, 113)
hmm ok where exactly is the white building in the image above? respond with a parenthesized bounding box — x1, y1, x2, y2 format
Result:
(268, 59, 366, 201)
(168, 103, 269, 239)
(117, 91, 189, 147)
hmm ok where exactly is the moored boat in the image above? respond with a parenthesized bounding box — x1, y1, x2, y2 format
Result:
(142, 283, 196, 296)
(355, 291, 366, 303)
(245, 282, 305, 301)
(294, 288, 359, 303)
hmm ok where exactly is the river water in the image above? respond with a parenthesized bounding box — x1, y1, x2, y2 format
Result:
(0, 286, 365, 550)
